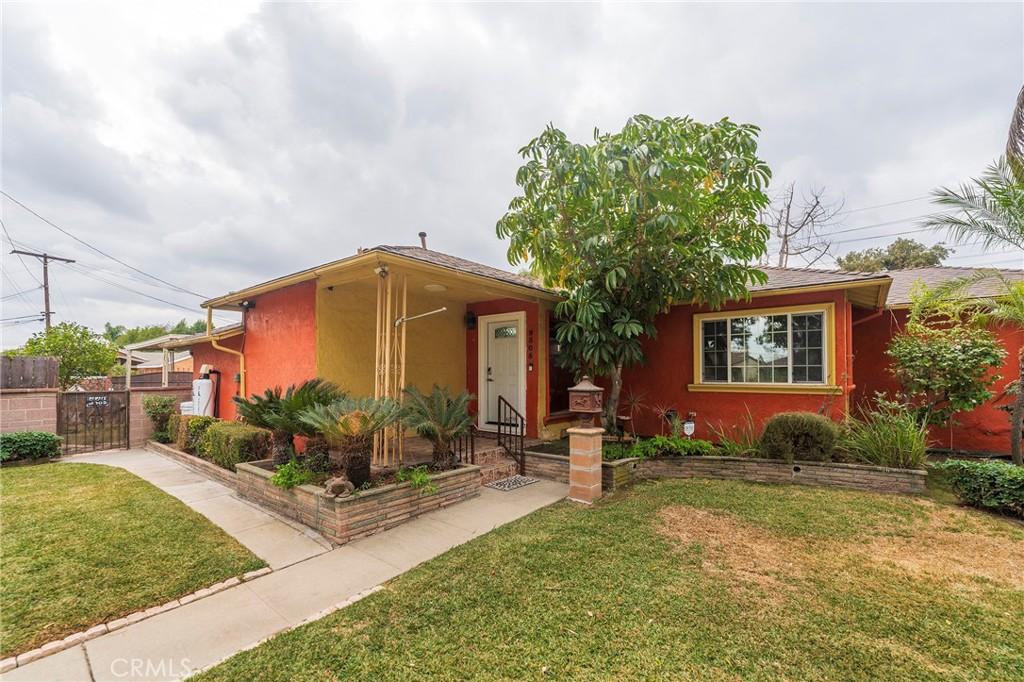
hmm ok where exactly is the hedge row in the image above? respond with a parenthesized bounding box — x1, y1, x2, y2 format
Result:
(163, 414, 271, 472)
(935, 459, 1024, 519)
(0, 431, 61, 462)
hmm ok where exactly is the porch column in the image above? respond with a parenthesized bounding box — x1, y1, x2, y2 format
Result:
(161, 349, 170, 387)
(567, 426, 604, 504)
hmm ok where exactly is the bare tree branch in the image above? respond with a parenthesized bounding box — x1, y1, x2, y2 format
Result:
(761, 183, 844, 267)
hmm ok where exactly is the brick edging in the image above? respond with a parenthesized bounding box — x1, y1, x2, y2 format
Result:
(145, 441, 237, 488)
(0, 567, 272, 674)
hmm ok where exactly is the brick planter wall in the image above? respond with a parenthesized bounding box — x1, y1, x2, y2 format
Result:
(635, 456, 927, 495)
(235, 460, 482, 545)
(0, 389, 58, 434)
(146, 442, 236, 488)
(129, 387, 192, 446)
(523, 451, 639, 492)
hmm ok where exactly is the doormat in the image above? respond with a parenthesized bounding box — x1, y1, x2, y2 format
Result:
(486, 475, 539, 492)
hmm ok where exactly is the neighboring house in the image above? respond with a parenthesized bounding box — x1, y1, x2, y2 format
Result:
(166, 243, 1023, 456)
(116, 349, 193, 374)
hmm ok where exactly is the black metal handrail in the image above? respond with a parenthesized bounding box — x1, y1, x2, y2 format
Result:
(453, 425, 476, 465)
(497, 395, 525, 475)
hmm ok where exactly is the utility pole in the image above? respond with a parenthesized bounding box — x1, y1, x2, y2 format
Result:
(9, 249, 75, 330)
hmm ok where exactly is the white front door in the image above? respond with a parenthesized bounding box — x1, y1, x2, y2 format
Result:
(484, 317, 521, 425)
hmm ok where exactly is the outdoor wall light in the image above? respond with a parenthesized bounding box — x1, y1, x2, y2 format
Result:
(464, 311, 477, 330)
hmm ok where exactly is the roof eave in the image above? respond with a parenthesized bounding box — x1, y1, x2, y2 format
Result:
(202, 249, 561, 310)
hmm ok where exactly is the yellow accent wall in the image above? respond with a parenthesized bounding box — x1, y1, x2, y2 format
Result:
(315, 274, 467, 398)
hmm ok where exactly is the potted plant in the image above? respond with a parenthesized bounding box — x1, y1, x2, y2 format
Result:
(300, 396, 402, 487)
(401, 385, 474, 470)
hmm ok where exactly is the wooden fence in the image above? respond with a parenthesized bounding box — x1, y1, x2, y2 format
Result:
(111, 371, 192, 389)
(1, 356, 59, 389)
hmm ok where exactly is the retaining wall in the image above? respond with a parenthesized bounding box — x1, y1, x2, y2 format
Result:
(635, 456, 927, 495)
(236, 460, 482, 545)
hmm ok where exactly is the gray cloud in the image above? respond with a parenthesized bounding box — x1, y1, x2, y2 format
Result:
(2, 2, 1022, 348)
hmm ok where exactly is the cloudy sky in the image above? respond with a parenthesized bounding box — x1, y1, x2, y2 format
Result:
(2, 1, 1022, 348)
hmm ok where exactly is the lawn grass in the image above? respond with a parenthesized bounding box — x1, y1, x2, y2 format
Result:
(0, 463, 265, 657)
(198, 478, 1024, 681)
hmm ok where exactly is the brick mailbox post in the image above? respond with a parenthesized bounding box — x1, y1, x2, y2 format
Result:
(567, 376, 604, 504)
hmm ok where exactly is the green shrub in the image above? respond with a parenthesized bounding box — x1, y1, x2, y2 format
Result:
(0, 431, 61, 462)
(395, 465, 438, 495)
(142, 395, 178, 443)
(602, 442, 632, 461)
(270, 459, 314, 489)
(841, 404, 928, 469)
(185, 416, 218, 453)
(759, 412, 839, 463)
(630, 436, 713, 459)
(198, 421, 272, 471)
(709, 407, 759, 457)
(933, 459, 1024, 519)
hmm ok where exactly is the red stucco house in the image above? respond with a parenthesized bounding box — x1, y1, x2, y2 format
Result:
(163, 245, 1023, 457)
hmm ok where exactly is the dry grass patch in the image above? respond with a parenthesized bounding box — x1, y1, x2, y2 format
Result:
(657, 506, 813, 593)
(860, 503, 1024, 587)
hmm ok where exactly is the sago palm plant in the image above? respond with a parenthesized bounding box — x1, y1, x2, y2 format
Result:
(234, 379, 344, 463)
(299, 397, 402, 486)
(401, 385, 474, 470)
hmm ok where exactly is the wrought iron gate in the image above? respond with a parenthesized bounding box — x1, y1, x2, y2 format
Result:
(58, 391, 129, 454)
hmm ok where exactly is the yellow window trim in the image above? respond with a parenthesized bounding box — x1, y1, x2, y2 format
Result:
(687, 383, 843, 395)
(691, 302, 837, 391)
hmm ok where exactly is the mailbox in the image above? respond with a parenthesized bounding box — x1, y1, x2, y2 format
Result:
(568, 375, 604, 427)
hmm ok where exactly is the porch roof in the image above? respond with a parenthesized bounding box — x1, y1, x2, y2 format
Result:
(158, 323, 244, 350)
(202, 245, 560, 310)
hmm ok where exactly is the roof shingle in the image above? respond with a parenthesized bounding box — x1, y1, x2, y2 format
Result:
(884, 266, 1024, 306)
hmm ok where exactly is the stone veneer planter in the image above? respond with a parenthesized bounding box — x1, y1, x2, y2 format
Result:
(522, 450, 639, 492)
(235, 460, 481, 545)
(146, 441, 237, 489)
(523, 448, 926, 495)
(634, 456, 927, 495)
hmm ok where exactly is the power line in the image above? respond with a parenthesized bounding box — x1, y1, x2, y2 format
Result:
(0, 218, 43, 285)
(10, 249, 75, 330)
(835, 196, 930, 216)
(61, 261, 234, 324)
(1, 190, 208, 298)
(1, 284, 43, 302)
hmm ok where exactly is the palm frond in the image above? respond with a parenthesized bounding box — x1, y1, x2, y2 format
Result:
(923, 158, 1024, 251)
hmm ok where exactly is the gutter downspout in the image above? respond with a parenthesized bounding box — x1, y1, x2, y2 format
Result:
(205, 306, 246, 399)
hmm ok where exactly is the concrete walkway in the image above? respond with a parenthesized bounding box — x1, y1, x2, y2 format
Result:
(5, 449, 566, 682)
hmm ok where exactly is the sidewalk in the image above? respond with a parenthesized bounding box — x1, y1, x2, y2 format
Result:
(5, 449, 566, 682)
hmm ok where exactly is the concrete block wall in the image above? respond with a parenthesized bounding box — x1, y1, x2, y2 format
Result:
(128, 387, 192, 447)
(0, 389, 59, 434)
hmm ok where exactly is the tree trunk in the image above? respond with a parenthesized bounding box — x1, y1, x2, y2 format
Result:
(431, 440, 454, 471)
(1012, 349, 1024, 466)
(330, 436, 372, 487)
(604, 362, 624, 433)
(271, 430, 292, 465)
